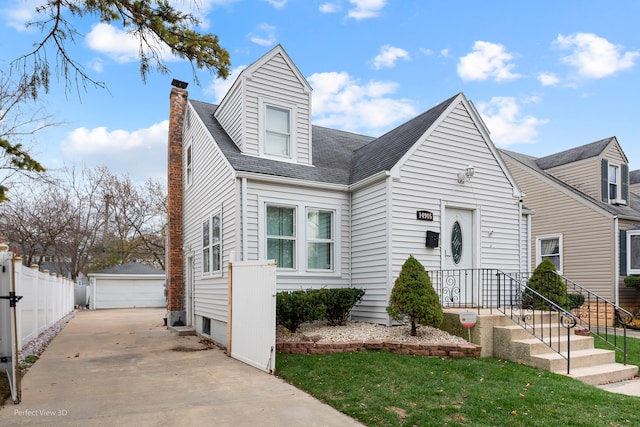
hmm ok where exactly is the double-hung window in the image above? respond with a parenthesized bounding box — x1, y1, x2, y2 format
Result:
(202, 212, 222, 274)
(202, 219, 210, 273)
(609, 164, 619, 201)
(537, 235, 562, 272)
(265, 105, 291, 157)
(628, 230, 640, 275)
(267, 206, 296, 269)
(307, 209, 334, 270)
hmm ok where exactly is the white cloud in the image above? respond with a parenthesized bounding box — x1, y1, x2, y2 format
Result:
(319, 2, 340, 13)
(61, 122, 168, 181)
(555, 33, 640, 78)
(476, 97, 548, 146)
(457, 41, 521, 82)
(538, 72, 560, 86)
(3, 0, 44, 31)
(373, 45, 410, 69)
(86, 23, 176, 64)
(307, 71, 416, 135)
(264, 0, 287, 8)
(205, 65, 247, 103)
(440, 49, 450, 58)
(249, 23, 277, 46)
(348, 0, 387, 20)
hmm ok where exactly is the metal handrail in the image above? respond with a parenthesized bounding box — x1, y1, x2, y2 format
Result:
(430, 268, 579, 374)
(549, 271, 632, 365)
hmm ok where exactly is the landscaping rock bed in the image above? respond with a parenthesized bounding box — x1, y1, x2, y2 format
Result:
(276, 320, 481, 358)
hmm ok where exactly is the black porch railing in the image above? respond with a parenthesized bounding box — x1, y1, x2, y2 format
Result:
(430, 269, 579, 374)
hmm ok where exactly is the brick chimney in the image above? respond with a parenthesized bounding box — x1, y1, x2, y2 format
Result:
(166, 84, 187, 326)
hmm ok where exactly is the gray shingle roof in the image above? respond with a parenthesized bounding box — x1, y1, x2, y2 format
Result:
(190, 100, 374, 185)
(500, 148, 640, 220)
(350, 94, 459, 183)
(631, 169, 640, 185)
(534, 137, 613, 170)
(190, 94, 459, 186)
(92, 262, 164, 275)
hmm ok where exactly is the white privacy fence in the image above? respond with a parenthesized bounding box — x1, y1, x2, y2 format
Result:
(0, 247, 75, 355)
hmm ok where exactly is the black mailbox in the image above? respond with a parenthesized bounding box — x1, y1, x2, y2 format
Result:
(426, 231, 439, 248)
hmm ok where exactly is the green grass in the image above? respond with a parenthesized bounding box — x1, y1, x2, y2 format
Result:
(276, 350, 640, 426)
(593, 333, 640, 366)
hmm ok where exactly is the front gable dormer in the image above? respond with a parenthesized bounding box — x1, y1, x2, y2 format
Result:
(600, 138, 630, 205)
(214, 45, 313, 165)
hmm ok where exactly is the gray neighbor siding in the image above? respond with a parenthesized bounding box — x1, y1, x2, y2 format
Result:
(502, 153, 616, 300)
(183, 103, 237, 341)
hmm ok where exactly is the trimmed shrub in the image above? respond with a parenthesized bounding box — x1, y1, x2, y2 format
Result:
(568, 293, 585, 310)
(525, 259, 568, 310)
(276, 290, 325, 333)
(387, 255, 443, 336)
(318, 288, 366, 326)
(624, 275, 640, 289)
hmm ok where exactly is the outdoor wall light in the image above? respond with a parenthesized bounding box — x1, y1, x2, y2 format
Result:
(457, 165, 475, 184)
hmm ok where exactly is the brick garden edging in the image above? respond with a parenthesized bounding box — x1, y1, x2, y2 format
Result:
(276, 340, 481, 358)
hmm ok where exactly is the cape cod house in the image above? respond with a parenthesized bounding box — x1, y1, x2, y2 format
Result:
(165, 45, 528, 345)
(501, 138, 640, 313)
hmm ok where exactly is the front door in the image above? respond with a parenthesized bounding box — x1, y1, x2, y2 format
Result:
(443, 207, 476, 306)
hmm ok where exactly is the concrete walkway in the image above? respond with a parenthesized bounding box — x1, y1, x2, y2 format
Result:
(0, 309, 362, 426)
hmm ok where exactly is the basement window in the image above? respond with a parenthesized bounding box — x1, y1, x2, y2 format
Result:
(202, 317, 211, 335)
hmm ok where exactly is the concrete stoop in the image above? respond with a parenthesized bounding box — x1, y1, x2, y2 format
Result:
(492, 320, 638, 386)
(168, 326, 196, 336)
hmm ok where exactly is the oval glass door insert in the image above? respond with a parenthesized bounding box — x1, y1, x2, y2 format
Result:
(451, 220, 462, 265)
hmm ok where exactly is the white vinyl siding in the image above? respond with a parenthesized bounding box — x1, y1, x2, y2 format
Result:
(182, 102, 237, 337)
(390, 101, 521, 278)
(214, 48, 311, 161)
(350, 180, 390, 324)
(247, 181, 350, 290)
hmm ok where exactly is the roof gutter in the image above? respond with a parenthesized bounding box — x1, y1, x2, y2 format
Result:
(235, 171, 349, 191)
(349, 170, 391, 191)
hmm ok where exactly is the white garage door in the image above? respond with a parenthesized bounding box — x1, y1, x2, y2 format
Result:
(94, 279, 165, 309)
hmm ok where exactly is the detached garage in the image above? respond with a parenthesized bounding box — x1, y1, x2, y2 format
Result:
(89, 263, 166, 309)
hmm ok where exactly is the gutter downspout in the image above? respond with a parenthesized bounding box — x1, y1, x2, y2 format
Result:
(242, 177, 248, 261)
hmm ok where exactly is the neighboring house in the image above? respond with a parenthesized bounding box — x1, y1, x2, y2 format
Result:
(89, 262, 166, 309)
(501, 137, 640, 312)
(165, 45, 527, 345)
(631, 169, 640, 195)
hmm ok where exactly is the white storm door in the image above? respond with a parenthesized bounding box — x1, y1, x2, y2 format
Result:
(443, 207, 476, 306)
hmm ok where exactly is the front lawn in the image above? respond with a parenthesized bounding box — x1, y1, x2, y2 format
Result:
(277, 350, 640, 426)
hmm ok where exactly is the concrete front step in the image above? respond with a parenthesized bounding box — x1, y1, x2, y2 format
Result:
(531, 348, 615, 372)
(495, 323, 574, 340)
(563, 363, 639, 386)
(512, 334, 594, 355)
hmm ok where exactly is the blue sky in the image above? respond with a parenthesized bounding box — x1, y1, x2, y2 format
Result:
(1, 0, 639, 183)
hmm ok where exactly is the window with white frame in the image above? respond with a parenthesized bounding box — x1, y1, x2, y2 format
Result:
(267, 205, 296, 269)
(202, 219, 210, 273)
(186, 144, 192, 186)
(202, 212, 222, 274)
(307, 209, 334, 270)
(537, 235, 562, 272)
(609, 164, 619, 201)
(628, 230, 640, 275)
(265, 105, 291, 157)
(212, 213, 221, 272)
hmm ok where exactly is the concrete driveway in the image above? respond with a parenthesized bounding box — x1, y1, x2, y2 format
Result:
(0, 308, 362, 426)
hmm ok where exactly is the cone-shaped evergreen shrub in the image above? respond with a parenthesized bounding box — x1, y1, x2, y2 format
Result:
(525, 258, 568, 310)
(386, 255, 443, 335)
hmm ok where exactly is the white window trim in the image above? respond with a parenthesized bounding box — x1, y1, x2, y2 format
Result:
(201, 210, 223, 277)
(186, 139, 193, 187)
(306, 207, 335, 272)
(258, 97, 297, 162)
(536, 234, 563, 274)
(258, 197, 341, 276)
(627, 230, 640, 275)
(202, 218, 210, 274)
(264, 202, 298, 271)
